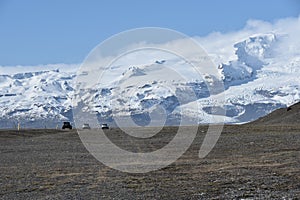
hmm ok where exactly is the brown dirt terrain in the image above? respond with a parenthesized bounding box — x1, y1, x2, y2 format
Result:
(0, 124, 299, 199)
(251, 101, 300, 125)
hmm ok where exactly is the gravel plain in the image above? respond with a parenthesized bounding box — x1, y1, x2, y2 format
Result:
(0, 125, 300, 199)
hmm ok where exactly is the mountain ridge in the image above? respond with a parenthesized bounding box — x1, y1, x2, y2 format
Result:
(0, 32, 300, 128)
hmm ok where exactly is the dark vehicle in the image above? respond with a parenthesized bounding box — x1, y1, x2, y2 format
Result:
(62, 122, 72, 129)
(101, 123, 109, 129)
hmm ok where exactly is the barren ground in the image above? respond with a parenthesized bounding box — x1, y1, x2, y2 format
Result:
(0, 125, 299, 199)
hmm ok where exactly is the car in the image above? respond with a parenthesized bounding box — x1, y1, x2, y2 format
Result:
(82, 123, 91, 129)
(62, 122, 72, 129)
(101, 123, 109, 129)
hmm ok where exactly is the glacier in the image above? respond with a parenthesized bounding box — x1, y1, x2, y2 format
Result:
(0, 32, 300, 128)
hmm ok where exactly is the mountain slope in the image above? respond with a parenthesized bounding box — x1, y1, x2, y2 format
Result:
(251, 101, 300, 125)
(0, 70, 74, 128)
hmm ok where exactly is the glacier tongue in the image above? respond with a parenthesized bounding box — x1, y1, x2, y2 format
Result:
(1, 32, 300, 128)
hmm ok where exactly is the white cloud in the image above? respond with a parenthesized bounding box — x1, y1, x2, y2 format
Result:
(0, 63, 80, 75)
(1, 16, 300, 75)
(196, 15, 300, 64)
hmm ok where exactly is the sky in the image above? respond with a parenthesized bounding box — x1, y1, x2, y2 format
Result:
(0, 0, 299, 66)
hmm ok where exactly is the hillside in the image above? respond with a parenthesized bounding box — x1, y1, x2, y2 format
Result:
(251, 101, 300, 125)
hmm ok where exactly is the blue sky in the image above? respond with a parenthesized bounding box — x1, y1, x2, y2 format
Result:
(0, 0, 299, 66)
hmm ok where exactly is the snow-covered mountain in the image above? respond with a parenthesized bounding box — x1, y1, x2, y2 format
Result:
(1, 32, 300, 128)
(0, 70, 75, 128)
